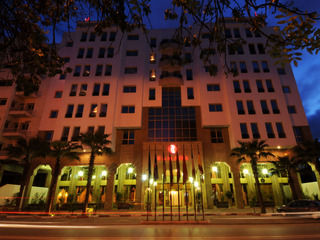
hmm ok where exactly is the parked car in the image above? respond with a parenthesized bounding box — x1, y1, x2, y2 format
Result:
(277, 200, 320, 212)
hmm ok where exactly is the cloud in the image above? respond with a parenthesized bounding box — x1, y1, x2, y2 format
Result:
(308, 109, 320, 139)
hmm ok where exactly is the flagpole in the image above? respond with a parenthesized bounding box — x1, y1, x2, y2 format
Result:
(154, 183, 157, 221)
(176, 150, 180, 221)
(185, 184, 188, 221)
(169, 152, 173, 221)
(200, 174, 205, 221)
(147, 145, 151, 221)
(162, 145, 165, 221)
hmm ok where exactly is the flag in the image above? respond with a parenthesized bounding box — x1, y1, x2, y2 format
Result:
(182, 145, 188, 184)
(169, 152, 173, 185)
(148, 145, 151, 180)
(154, 146, 159, 181)
(197, 144, 203, 175)
(191, 145, 196, 179)
(162, 146, 166, 181)
(176, 150, 181, 183)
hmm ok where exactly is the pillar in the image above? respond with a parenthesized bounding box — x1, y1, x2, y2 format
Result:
(231, 166, 244, 208)
(104, 164, 117, 210)
(271, 174, 283, 206)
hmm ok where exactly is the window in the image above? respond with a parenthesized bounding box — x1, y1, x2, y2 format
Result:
(66, 41, 73, 47)
(107, 47, 114, 58)
(97, 126, 105, 134)
(240, 123, 249, 139)
(101, 32, 107, 41)
(63, 57, 70, 63)
(50, 110, 58, 118)
(277, 68, 286, 75)
(126, 50, 138, 56)
(233, 28, 241, 38)
(230, 62, 238, 74)
(248, 44, 256, 54)
(77, 48, 84, 58)
(104, 65, 112, 76)
(282, 86, 291, 93)
(122, 130, 135, 144)
(186, 88, 194, 100)
(65, 105, 74, 118)
(247, 101, 255, 114)
(60, 73, 66, 80)
(87, 126, 94, 134)
(266, 79, 274, 92)
(260, 100, 269, 114)
(186, 69, 193, 80)
(75, 104, 84, 118)
(55, 91, 63, 98)
(100, 104, 107, 117)
(86, 48, 93, 58)
(228, 45, 235, 55)
(257, 44, 265, 54)
(256, 80, 264, 92)
(98, 48, 105, 58)
(109, 31, 116, 41)
(211, 129, 223, 143)
(225, 28, 232, 38)
(122, 106, 135, 113)
(92, 83, 100, 96)
(236, 101, 245, 114)
(71, 127, 81, 141)
(271, 100, 280, 114)
(123, 86, 136, 93)
(124, 67, 137, 74)
(209, 104, 223, 112)
(95, 65, 103, 76)
(69, 84, 77, 96)
(80, 32, 87, 42)
(102, 84, 110, 96)
(150, 52, 156, 63)
(73, 65, 81, 77)
(149, 88, 155, 100)
(44, 131, 54, 142)
(83, 65, 90, 76)
(233, 80, 241, 93)
(0, 98, 7, 105)
(265, 122, 275, 138)
(240, 62, 247, 73)
(127, 34, 139, 40)
(185, 53, 192, 62)
(243, 80, 251, 93)
(237, 45, 244, 54)
(89, 104, 98, 117)
(252, 61, 260, 72)
(79, 84, 87, 96)
(150, 38, 157, 48)
(61, 127, 70, 141)
(150, 69, 156, 81)
(207, 84, 220, 91)
(262, 61, 270, 72)
(89, 32, 96, 41)
(276, 122, 286, 138)
(245, 28, 253, 38)
(251, 123, 260, 139)
(293, 127, 303, 143)
(288, 105, 296, 114)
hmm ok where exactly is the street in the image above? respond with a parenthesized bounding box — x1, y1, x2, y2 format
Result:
(0, 215, 320, 239)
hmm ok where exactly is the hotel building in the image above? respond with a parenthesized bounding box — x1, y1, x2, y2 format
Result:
(0, 21, 314, 210)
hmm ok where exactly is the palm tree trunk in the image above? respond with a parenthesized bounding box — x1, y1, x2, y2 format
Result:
(252, 166, 266, 213)
(16, 165, 29, 211)
(83, 152, 95, 213)
(288, 168, 303, 200)
(46, 158, 60, 213)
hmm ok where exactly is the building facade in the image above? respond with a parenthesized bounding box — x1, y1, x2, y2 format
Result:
(0, 21, 315, 210)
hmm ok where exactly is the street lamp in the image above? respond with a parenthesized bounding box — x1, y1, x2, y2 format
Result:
(142, 174, 147, 181)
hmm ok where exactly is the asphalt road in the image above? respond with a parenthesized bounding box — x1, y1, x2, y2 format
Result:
(1, 218, 320, 240)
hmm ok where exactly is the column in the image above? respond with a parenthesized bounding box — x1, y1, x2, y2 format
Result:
(271, 174, 283, 206)
(104, 164, 117, 210)
(231, 166, 244, 209)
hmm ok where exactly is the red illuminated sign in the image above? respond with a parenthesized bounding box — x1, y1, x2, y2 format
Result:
(168, 144, 177, 154)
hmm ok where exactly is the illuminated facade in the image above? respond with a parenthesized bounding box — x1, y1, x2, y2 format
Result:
(0, 21, 315, 210)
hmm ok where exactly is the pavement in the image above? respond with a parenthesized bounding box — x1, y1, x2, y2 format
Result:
(1, 207, 320, 225)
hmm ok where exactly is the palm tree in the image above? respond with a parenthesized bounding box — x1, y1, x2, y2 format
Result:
(269, 156, 304, 200)
(46, 141, 81, 213)
(80, 131, 112, 213)
(231, 140, 274, 213)
(295, 138, 320, 174)
(6, 137, 49, 210)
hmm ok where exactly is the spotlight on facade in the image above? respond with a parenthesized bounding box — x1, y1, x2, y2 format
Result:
(92, 175, 96, 179)
(189, 177, 194, 183)
(277, 145, 281, 149)
(150, 178, 154, 184)
(154, 181, 157, 186)
(101, 170, 107, 177)
(194, 181, 199, 188)
(212, 166, 218, 172)
(78, 170, 84, 177)
(142, 174, 147, 181)
(243, 169, 249, 175)
(127, 167, 134, 174)
(262, 168, 268, 175)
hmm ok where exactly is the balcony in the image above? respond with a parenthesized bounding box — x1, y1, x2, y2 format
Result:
(159, 71, 183, 86)
(8, 106, 33, 118)
(2, 128, 28, 138)
(159, 39, 181, 54)
(159, 55, 183, 69)
(15, 91, 39, 98)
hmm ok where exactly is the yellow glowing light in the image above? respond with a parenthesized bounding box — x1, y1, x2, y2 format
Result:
(150, 178, 154, 184)
(212, 166, 218, 172)
(154, 182, 157, 186)
(101, 170, 107, 177)
(168, 144, 177, 154)
(128, 167, 134, 174)
(194, 181, 199, 188)
(262, 168, 268, 175)
(277, 145, 281, 149)
(92, 175, 96, 179)
(142, 174, 147, 181)
(243, 169, 249, 175)
(78, 170, 84, 177)
(189, 177, 194, 183)
(58, 192, 62, 198)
